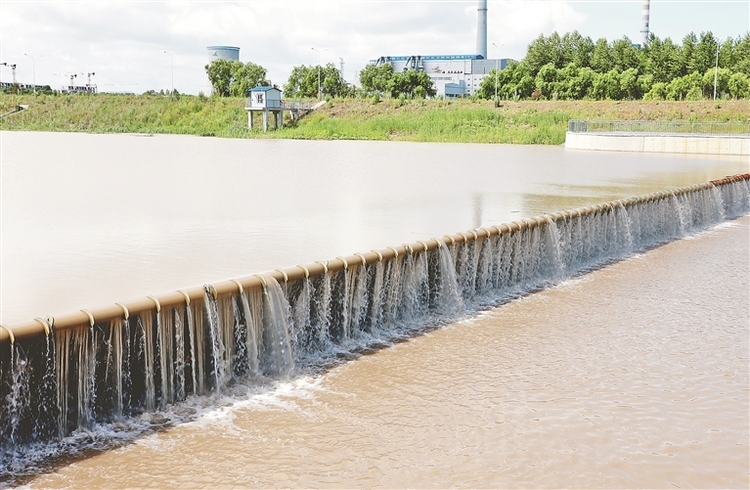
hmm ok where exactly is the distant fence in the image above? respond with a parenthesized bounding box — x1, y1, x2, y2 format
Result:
(568, 120, 750, 136)
(281, 100, 312, 111)
(243, 100, 313, 111)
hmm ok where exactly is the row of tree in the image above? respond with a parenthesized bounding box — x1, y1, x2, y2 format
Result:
(204, 58, 436, 99)
(205, 30, 750, 101)
(480, 31, 750, 100)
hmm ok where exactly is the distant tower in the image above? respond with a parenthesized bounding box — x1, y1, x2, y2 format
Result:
(640, 0, 650, 46)
(476, 0, 488, 59)
(207, 46, 240, 64)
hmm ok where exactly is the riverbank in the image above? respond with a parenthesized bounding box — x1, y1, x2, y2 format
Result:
(1, 94, 747, 144)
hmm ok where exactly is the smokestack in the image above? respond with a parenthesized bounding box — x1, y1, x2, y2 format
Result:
(476, 0, 488, 58)
(640, 0, 650, 46)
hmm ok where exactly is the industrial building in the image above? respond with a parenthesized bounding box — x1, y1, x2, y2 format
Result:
(371, 0, 512, 97)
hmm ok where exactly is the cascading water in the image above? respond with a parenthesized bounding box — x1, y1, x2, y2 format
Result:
(1, 176, 749, 481)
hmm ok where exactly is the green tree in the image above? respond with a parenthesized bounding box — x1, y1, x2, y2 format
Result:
(556, 63, 579, 99)
(590, 38, 614, 73)
(612, 37, 641, 72)
(525, 32, 563, 74)
(679, 32, 698, 76)
(561, 31, 594, 68)
(205, 59, 269, 97)
(666, 72, 703, 100)
(727, 72, 750, 98)
(534, 63, 559, 99)
(637, 73, 655, 97)
(731, 34, 750, 75)
(643, 35, 682, 83)
(285, 63, 348, 98)
(206, 59, 233, 96)
(567, 67, 596, 99)
(591, 69, 621, 99)
(229, 62, 270, 97)
(482, 60, 536, 99)
(619, 68, 640, 99)
(690, 31, 719, 75)
(643, 82, 668, 100)
(359, 63, 395, 94)
(387, 69, 436, 98)
(702, 67, 732, 98)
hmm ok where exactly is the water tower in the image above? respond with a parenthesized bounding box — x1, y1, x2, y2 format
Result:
(207, 46, 240, 63)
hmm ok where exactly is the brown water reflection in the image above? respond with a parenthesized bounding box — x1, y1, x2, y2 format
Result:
(1, 132, 747, 325)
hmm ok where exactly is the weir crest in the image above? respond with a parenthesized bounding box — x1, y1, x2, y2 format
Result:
(1, 174, 749, 477)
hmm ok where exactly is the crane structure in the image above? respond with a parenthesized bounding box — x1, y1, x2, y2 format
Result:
(0, 62, 18, 87)
(53, 72, 96, 93)
(81, 72, 97, 93)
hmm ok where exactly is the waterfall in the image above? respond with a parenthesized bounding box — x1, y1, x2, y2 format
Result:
(258, 278, 295, 377)
(1, 176, 748, 474)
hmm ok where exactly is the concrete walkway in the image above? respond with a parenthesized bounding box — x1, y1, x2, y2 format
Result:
(565, 131, 749, 156)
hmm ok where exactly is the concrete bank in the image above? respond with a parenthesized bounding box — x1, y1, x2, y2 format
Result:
(565, 132, 750, 156)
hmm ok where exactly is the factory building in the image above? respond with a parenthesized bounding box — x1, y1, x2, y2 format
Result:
(372, 55, 510, 98)
(371, 0, 512, 98)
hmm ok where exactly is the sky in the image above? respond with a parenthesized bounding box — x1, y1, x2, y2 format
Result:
(1, 0, 748, 95)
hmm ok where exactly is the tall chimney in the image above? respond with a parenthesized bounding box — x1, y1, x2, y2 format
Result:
(640, 0, 650, 46)
(476, 0, 488, 58)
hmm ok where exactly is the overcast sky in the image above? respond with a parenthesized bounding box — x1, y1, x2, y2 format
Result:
(1, 0, 748, 95)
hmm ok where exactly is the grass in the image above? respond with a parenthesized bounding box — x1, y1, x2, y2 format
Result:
(2, 93, 748, 145)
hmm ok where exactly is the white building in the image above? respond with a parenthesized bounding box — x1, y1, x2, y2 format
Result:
(369, 0, 512, 98)
(246, 86, 284, 132)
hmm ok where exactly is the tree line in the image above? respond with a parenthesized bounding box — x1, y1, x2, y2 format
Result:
(204, 58, 434, 99)
(204, 30, 749, 101)
(481, 31, 749, 101)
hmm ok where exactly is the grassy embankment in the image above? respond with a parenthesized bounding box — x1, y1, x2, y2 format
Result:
(1, 93, 748, 144)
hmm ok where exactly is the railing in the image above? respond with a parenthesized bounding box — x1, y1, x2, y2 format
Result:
(281, 100, 312, 111)
(244, 99, 314, 111)
(568, 120, 750, 136)
(245, 99, 282, 109)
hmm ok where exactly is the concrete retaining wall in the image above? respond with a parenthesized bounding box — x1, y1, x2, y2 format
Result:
(565, 132, 750, 156)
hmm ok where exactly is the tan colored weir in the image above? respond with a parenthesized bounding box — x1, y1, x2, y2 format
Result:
(1, 174, 748, 345)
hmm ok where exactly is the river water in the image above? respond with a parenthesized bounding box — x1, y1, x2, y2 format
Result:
(1, 131, 747, 325)
(1, 132, 749, 487)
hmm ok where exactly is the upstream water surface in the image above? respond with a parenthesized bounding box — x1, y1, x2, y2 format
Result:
(2, 131, 747, 324)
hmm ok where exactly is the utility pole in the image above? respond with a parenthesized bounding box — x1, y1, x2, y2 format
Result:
(713, 41, 721, 101)
(23, 53, 42, 93)
(491, 42, 503, 104)
(163, 50, 178, 97)
(311, 47, 328, 100)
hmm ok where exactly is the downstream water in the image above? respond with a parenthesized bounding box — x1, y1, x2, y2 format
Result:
(18, 217, 750, 489)
(1, 132, 749, 487)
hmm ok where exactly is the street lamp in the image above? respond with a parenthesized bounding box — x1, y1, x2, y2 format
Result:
(491, 42, 503, 105)
(713, 41, 721, 101)
(311, 47, 328, 100)
(162, 50, 178, 96)
(23, 53, 42, 94)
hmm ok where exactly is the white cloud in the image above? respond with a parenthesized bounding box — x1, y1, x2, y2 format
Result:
(1, 0, 747, 94)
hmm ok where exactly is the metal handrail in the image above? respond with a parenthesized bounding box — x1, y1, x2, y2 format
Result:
(568, 120, 750, 136)
(243, 100, 313, 111)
